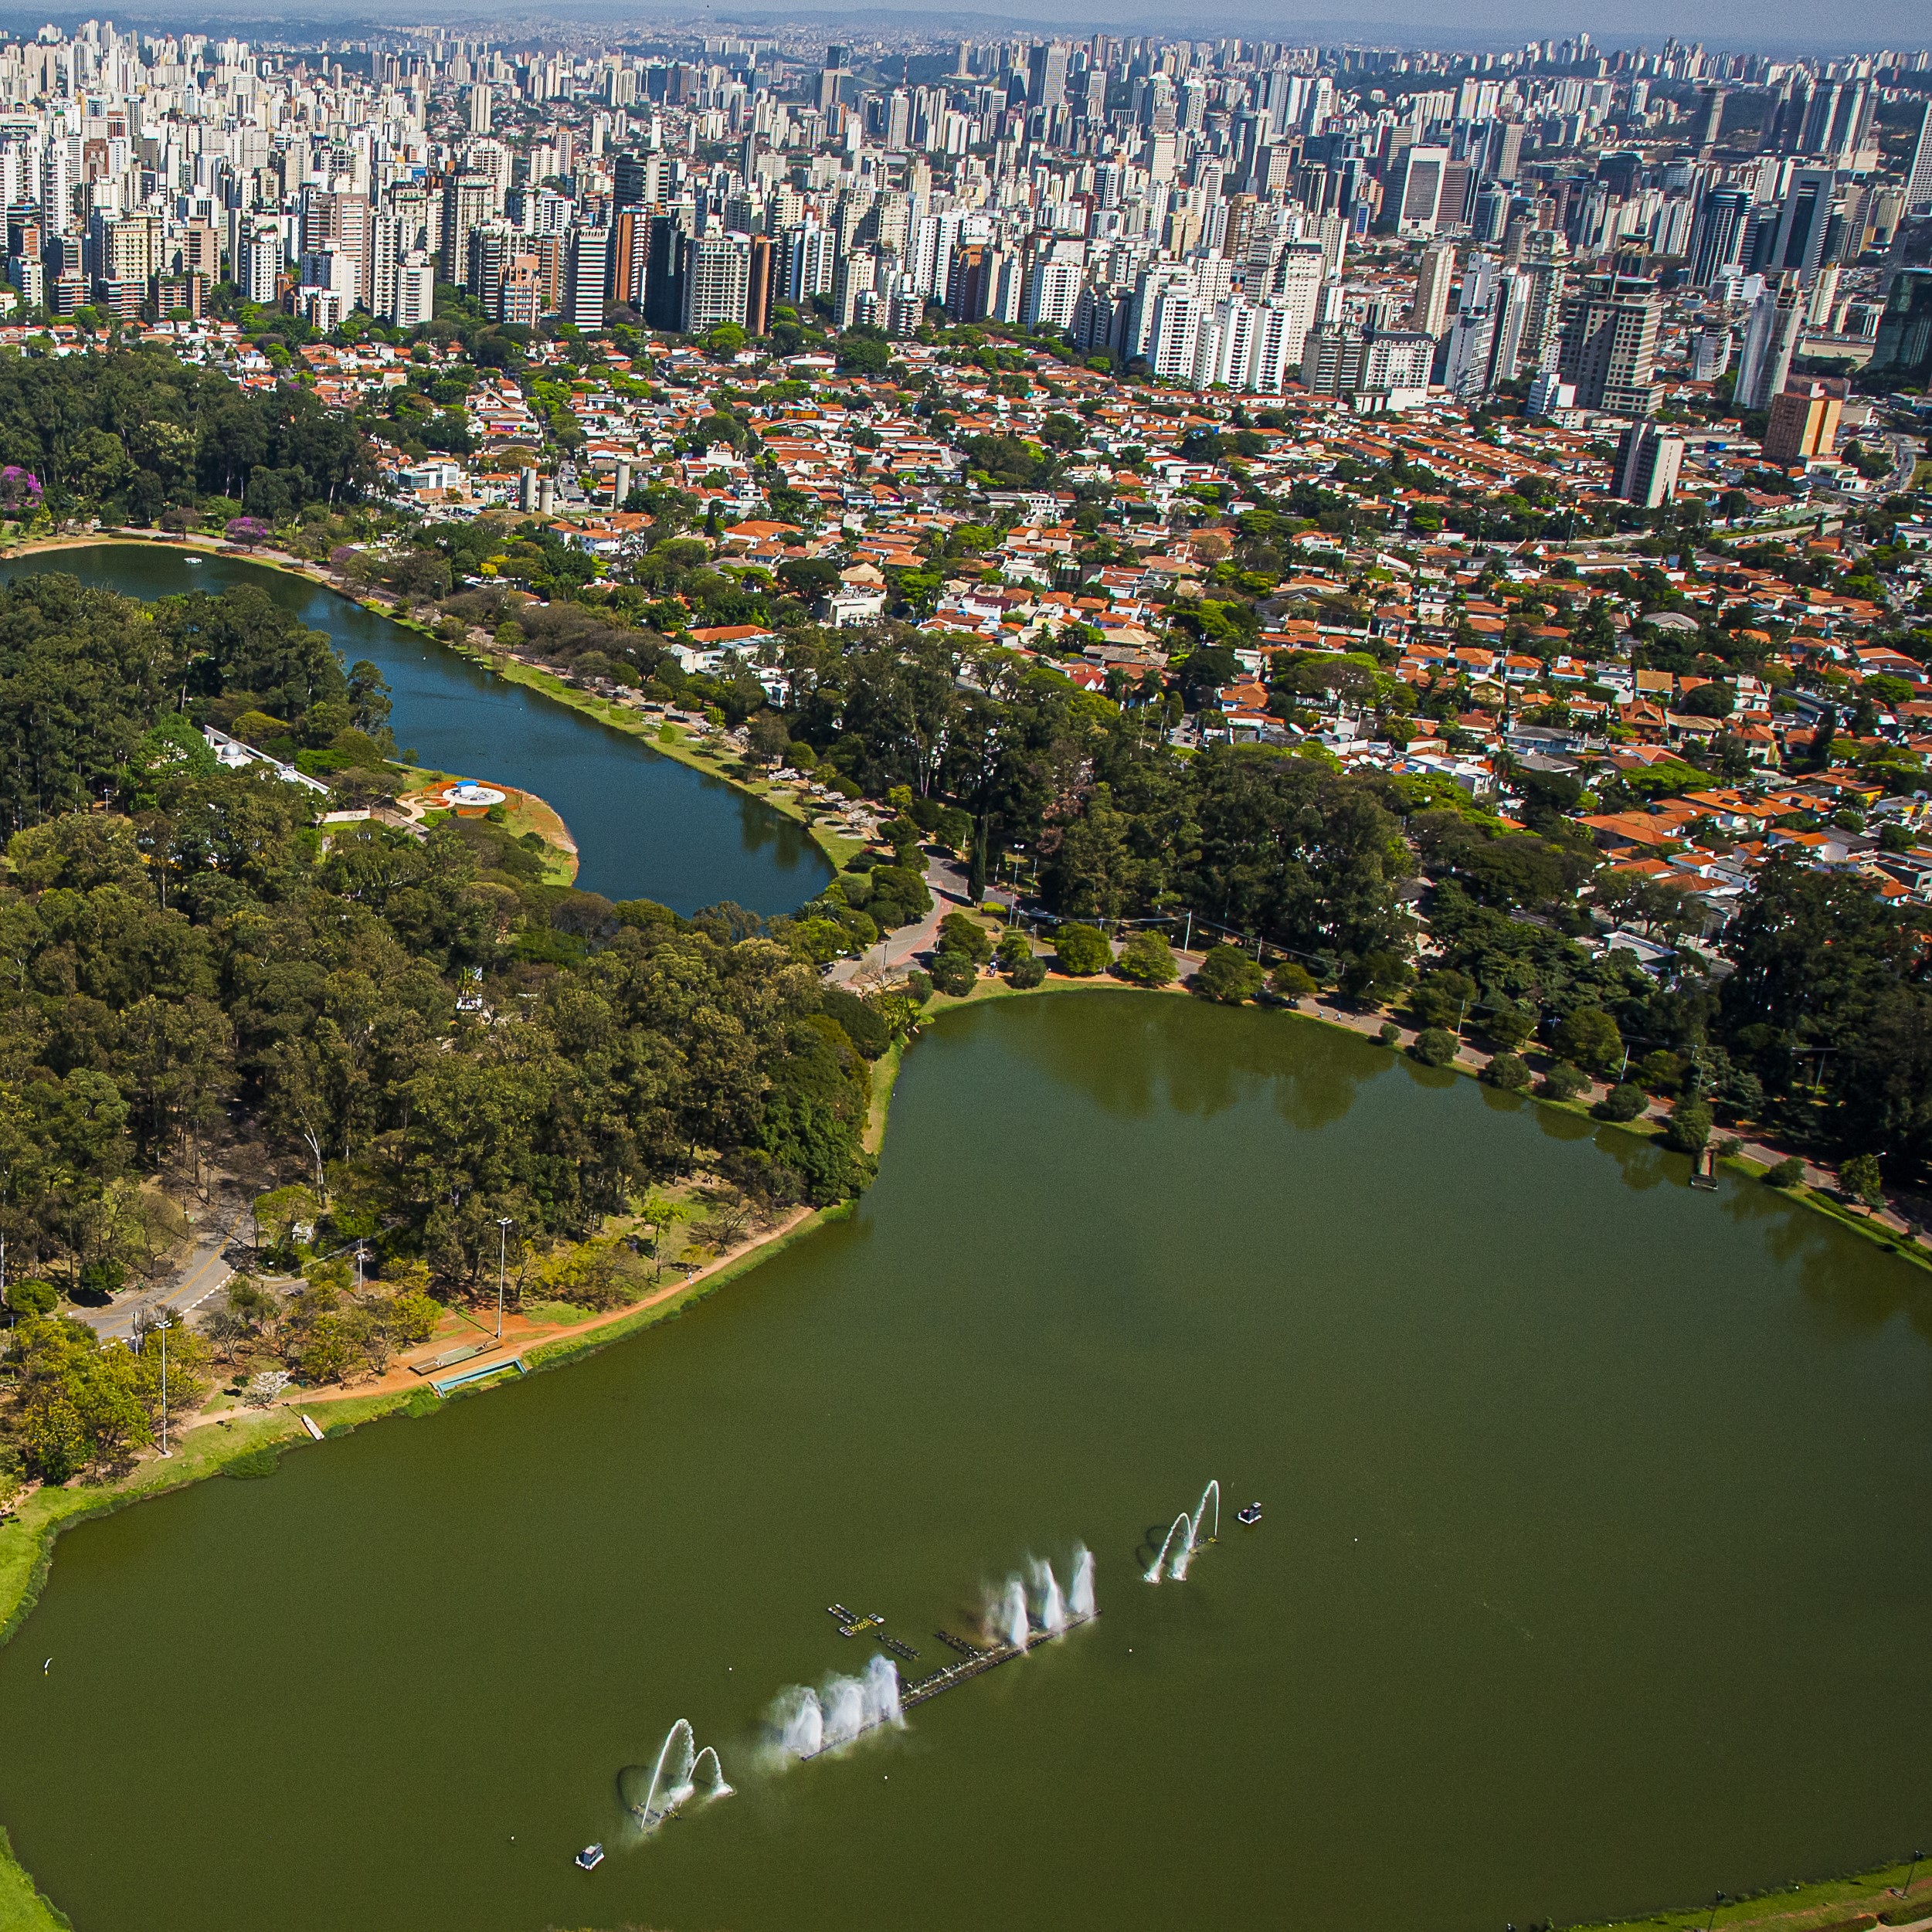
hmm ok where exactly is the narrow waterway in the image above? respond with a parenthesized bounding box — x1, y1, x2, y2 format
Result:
(3, 996, 1930, 1932)
(3, 542, 829, 915)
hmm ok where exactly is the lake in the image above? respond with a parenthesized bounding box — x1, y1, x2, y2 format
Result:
(2, 993, 1929, 1932)
(2, 542, 830, 915)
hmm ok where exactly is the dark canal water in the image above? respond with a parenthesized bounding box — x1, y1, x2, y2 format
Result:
(3, 542, 829, 915)
(2, 995, 1930, 1932)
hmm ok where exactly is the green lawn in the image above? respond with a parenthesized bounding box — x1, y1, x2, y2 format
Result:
(0, 1829, 66, 1932)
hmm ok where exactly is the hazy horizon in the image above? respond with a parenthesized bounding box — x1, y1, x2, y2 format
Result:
(3, 0, 1923, 57)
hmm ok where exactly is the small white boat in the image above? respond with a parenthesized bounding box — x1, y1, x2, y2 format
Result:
(575, 1843, 605, 1871)
(1236, 1502, 1262, 1526)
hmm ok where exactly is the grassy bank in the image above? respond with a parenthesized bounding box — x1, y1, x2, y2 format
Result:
(0, 1825, 66, 1932)
(1572, 1857, 1932, 1932)
(433, 643, 871, 877)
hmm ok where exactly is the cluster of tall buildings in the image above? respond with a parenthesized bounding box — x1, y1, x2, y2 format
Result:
(0, 21, 1928, 415)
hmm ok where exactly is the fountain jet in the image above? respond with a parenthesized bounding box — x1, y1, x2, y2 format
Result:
(770, 1654, 901, 1760)
(1172, 1480, 1221, 1577)
(1030, 1558, 1066, 1633)
(1145, 1512, 1191, 1584)
(1068, 1545, 1096, 1618)
(623, 1718, 731, 1828)
(995, 1574, 1030, 1649)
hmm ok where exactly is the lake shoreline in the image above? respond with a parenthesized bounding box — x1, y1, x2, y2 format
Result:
(4, 977, 1910, 1661)
(0, 684, 1927, 1929)
(8, 987, 1931, 1932)
(925, 968, 1930, 1275)
(0, 529, 862, 883)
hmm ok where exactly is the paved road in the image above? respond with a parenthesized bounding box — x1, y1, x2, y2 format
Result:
(827, 848, 968, 986)
(72, 1209, 241, 1343)
(1879, 434, 1924, 497)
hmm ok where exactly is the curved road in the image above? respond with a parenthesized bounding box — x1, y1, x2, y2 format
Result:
(70, 1208, 241, 1343)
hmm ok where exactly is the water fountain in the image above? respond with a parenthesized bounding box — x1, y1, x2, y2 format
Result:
(1146, 1482, 1221, 1581)
(1068, 1545, 1096, 1618)
(993, 1574, 1030, 1649)
(621, 1718, 732, 1828)
(771, 1684, 824, 1759)
(771, 1654, 902, 1761)
(1030, 1558, 1066, 1633)
(1145, 1511, 1192, 1584)
(1193, 1479, 1221, 1544)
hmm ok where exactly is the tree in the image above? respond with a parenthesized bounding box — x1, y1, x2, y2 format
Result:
(997, 930, 1037, 973)
(1481, 1000, 1537, 1051)
(1409, 968, 1475, 1031)
(1764, 1156, 1805, 1188)
(927, 949, 976, 997)
(1839, 1152, 1885, 1211)
(1411, 1027, 1457, 1067)
(1594, 1082, 1649, 1123)
(1193, 945, 1264, 1005)
(1115, 930, 1177, 986)
(1539, 1063, 1589, 1102)
(1483, 1052, 1532, 1092)
(937, 912, 994, 964)
(1054, 924, 1112, 976)
(1268, 961, 1318, 1004)
(1665, 1098, 1713, 1154)
(745, 711, 792, 766)
(836, 333, 892, 374)
(1554, 1006, 1622, 1075)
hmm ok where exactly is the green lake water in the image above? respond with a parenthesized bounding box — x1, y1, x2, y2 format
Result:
(2, 543, 830, 915)
(2, 994, 1930, 1932)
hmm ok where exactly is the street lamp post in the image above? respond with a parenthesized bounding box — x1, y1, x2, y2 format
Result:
(156, 1315, 172, 1458)
(496, 1217, 513, 1341)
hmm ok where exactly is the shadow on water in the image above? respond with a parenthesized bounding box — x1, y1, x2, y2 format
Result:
(1594, 1128, 1674, 1193)
(1710, 1176, 1932, 1344)
(990, 993, 1387, 1133)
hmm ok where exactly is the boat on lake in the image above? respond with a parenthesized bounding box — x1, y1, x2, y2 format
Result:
(1237, 1502, 1261, 1526)
(575, 1843, 604, 1871)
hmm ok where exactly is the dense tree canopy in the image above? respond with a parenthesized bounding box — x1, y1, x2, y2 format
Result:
(0, 345, 373, 525)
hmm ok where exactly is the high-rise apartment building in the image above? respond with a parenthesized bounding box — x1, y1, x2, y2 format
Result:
(684, 229, 751, 333)
(1761, 379, 1842, 466)
(566, 223, 609, 328)
(1408, 239, 1455, 336)
(1556, 273, 1659, 416)
(1614, 422, 1683, 505)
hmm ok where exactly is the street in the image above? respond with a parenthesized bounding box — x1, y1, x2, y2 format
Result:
(70, 1207, 242, 1344)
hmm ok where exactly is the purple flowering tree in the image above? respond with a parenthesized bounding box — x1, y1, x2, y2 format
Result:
(0, 467, 44, 520)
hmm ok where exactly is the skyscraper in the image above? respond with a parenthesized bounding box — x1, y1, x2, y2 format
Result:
(1557, 273, 1660, 416)
(1733, 273, 1804, 412)
(1614, 422, 1683, 506)
(1687, 187, 1750, 287)
(1409, 239, 1455, 338)
(1026, 42, 1069, 112)
(683, 230, 751, 333)
(566, 224, 609, 329)
(644, 214, 684, 330)
(1867, 268, 1932, 391)
(1907, 102, 1932, 219)
(1769, 168, 1836, 284)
